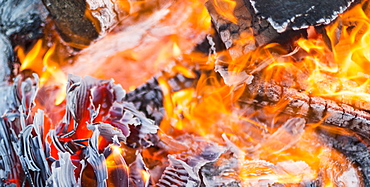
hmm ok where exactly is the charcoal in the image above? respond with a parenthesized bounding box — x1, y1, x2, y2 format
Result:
(125, 77, 165, 125)
(247, 0, 358, 33)
(125, 72, 199, 125)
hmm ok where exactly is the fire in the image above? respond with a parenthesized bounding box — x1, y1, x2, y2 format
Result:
(18, 39, 67, 105)
(210, 0, 238, 24)
(303, 3, 370, 105)
(11, 0, 370, 186)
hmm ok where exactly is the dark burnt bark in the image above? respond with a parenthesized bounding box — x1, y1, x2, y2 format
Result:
(318, 127, 370, 186)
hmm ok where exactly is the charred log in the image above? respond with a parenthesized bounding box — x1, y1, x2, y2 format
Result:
(247, 0, 358, 33)
(239, 74, 370, 140)
(42, 0, 126, 48)
(206, 0, 307, 56)
(42, 0, 99, 48)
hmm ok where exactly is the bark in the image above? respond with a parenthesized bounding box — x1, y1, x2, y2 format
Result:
(42, 0, 99, 48)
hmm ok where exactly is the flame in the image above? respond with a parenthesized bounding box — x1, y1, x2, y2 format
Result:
(302, 3, 370, 106)
(18, 39, 67, 105)
(210, 0, 238, 24)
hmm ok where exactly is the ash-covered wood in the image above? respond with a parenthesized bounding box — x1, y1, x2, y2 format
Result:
(0, 0, 47, 42)
(248, 0, 358, 33)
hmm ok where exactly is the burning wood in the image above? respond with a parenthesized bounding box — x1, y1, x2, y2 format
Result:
(2, 0, 370, 186)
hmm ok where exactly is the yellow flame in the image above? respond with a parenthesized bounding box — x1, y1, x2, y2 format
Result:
(301, 3, 370, 107)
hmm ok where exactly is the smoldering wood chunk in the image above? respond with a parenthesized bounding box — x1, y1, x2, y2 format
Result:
(125, 77, 164, 125)
(248, 0, 358, 33)
(42, 0, 99, 48)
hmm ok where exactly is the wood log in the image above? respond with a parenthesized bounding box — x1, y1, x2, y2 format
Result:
(239, 74, 370, 139)
(248, 0, 358, 33)
(206, 0, 307, 57)
(42, 0, 126, 48)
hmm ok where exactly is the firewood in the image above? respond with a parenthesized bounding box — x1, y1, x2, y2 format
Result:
(248, 0, 358, 33)
(42, 0, 126, 48)
(206, 0, 306, 56)
(239, 75, 370, 139)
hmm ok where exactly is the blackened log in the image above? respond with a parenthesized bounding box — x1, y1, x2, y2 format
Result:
(42, 0, 125, 48)
(206, 0, 306, 56)
(247, 0, 358, 33)
(42, 0, 99, 48)
(239, 75, 370, 139)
